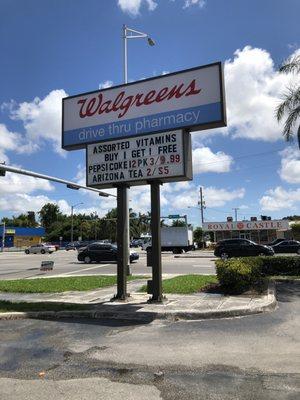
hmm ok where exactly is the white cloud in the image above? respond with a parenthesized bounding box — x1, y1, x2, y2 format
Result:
(260, 186, 300, 211)
(146, 0, 157, 11)
(99, 80, 114, 89)
(192, 46, 299, 143)
(203, 187, 245, 207)
(279, 147, 300, 184)
(287, 43, 298, 50)
(0, 170, 54, 195)
(9, 89, 68, 155)
(0, 194, 58, 214)
(0, 124, 21, 162)
(162, 181, 192, 193)
(183, 0, 206, 9)
(192, 147, 233, 173)
(0, 168, 70, 215)
(163, 183, 245, 209)
(0, 123, 35, 163)
(223, 46, 298, 142)
(117, 0, 157, 16)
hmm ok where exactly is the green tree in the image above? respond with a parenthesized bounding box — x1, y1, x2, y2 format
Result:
(27, 211, 37, 227)
(282, 215, 300, 221)
(171, 219, 186, 227)
(1, 212, 38, 227)
(193, 227, 203, 243)
(39, 203, 63, 232)
(291, 223, 300, 241)
(276, 54, 300, 148)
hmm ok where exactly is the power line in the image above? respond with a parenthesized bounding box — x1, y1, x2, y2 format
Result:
(205, 206, 258, 216)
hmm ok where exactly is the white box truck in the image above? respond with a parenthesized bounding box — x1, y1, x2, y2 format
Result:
(142, 226, 194, 254)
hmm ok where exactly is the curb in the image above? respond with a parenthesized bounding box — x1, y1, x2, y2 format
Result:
(0, 283, 277, 322)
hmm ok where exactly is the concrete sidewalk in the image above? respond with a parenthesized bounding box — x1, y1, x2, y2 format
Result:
(0, 278, 277, 321)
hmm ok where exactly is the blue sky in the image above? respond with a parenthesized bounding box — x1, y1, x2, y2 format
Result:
(0, 0, 299, 226)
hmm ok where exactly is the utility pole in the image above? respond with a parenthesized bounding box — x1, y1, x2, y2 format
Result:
(94, 214, 97, 240)
(199, 187, 205, 225)
(232, 208, 239, 222)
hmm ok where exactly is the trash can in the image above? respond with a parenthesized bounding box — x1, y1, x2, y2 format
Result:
(146, 247, 152, 267)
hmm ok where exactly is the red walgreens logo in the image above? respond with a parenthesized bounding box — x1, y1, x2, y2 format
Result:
(237, 222, 244, 230)
(77, 79, 201, 119)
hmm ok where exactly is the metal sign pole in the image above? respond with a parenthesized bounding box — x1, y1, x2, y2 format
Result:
(115, 185, 129, 299)
(150, 181, 163, 302)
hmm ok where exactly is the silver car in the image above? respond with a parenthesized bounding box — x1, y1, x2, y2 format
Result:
(24, 244, 56, 254)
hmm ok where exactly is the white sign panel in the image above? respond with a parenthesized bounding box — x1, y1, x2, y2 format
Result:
(63, 63, 226, 150)
(203, 220, 290, 231)
(86, 130, 192, 188)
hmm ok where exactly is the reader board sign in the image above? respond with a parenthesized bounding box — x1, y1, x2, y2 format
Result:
(86, 130, 192, 189)
(62, 62, 226, 150)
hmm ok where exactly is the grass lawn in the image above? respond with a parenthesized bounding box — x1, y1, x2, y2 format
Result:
(0, 300, 91, 313)
(0, 275, 144, 294)
(140, 274, 218, 294)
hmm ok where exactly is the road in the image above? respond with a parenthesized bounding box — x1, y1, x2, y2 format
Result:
(0, 249, 216, 279)
(0, 281, 299, 399)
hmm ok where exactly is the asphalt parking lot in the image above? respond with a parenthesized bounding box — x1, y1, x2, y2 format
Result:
(0, 249, 216, 280)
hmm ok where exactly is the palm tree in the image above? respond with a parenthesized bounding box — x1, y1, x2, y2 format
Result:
(276, 54, 300, 148)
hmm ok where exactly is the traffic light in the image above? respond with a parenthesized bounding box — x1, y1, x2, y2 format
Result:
(0, 163, 6, 176)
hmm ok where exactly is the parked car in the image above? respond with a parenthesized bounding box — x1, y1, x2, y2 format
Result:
(130, 239, 143, 248)
(266, 238, 285, 246)
(271, 240, 300, 254)
(78, 243, 139, 264)
(65, 241, 90, 251)
(214, 239, 274, 259)
(24, 244, 56, 254)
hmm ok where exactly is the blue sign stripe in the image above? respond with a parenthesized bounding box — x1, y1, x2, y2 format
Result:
(63, 102, 222, 146)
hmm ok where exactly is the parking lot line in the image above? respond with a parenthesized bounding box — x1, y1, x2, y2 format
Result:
(61, 263, 111, 276)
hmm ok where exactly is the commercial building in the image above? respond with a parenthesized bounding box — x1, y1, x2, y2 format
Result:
(203, 218, 290, 244)
(0, 227, 45, 248)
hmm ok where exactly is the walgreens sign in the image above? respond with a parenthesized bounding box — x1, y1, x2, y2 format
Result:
(62, 63, 226, 150)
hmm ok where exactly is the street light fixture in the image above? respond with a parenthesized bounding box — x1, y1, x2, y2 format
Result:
(70, 202, 83, 243)
(123, 25, 155, 84)
(147, 37, 155, 46)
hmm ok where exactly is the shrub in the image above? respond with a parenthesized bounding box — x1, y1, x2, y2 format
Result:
(259, 256, 300, 276)
(215, 256, 300, 294)
(215, 257, 264, 294)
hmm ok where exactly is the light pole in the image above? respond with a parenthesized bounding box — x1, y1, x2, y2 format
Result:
(92, 211, 98, 240)
(70, 202, 83, 243)
(123, 25, 155, 84)
(115, 25, 155, 300)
